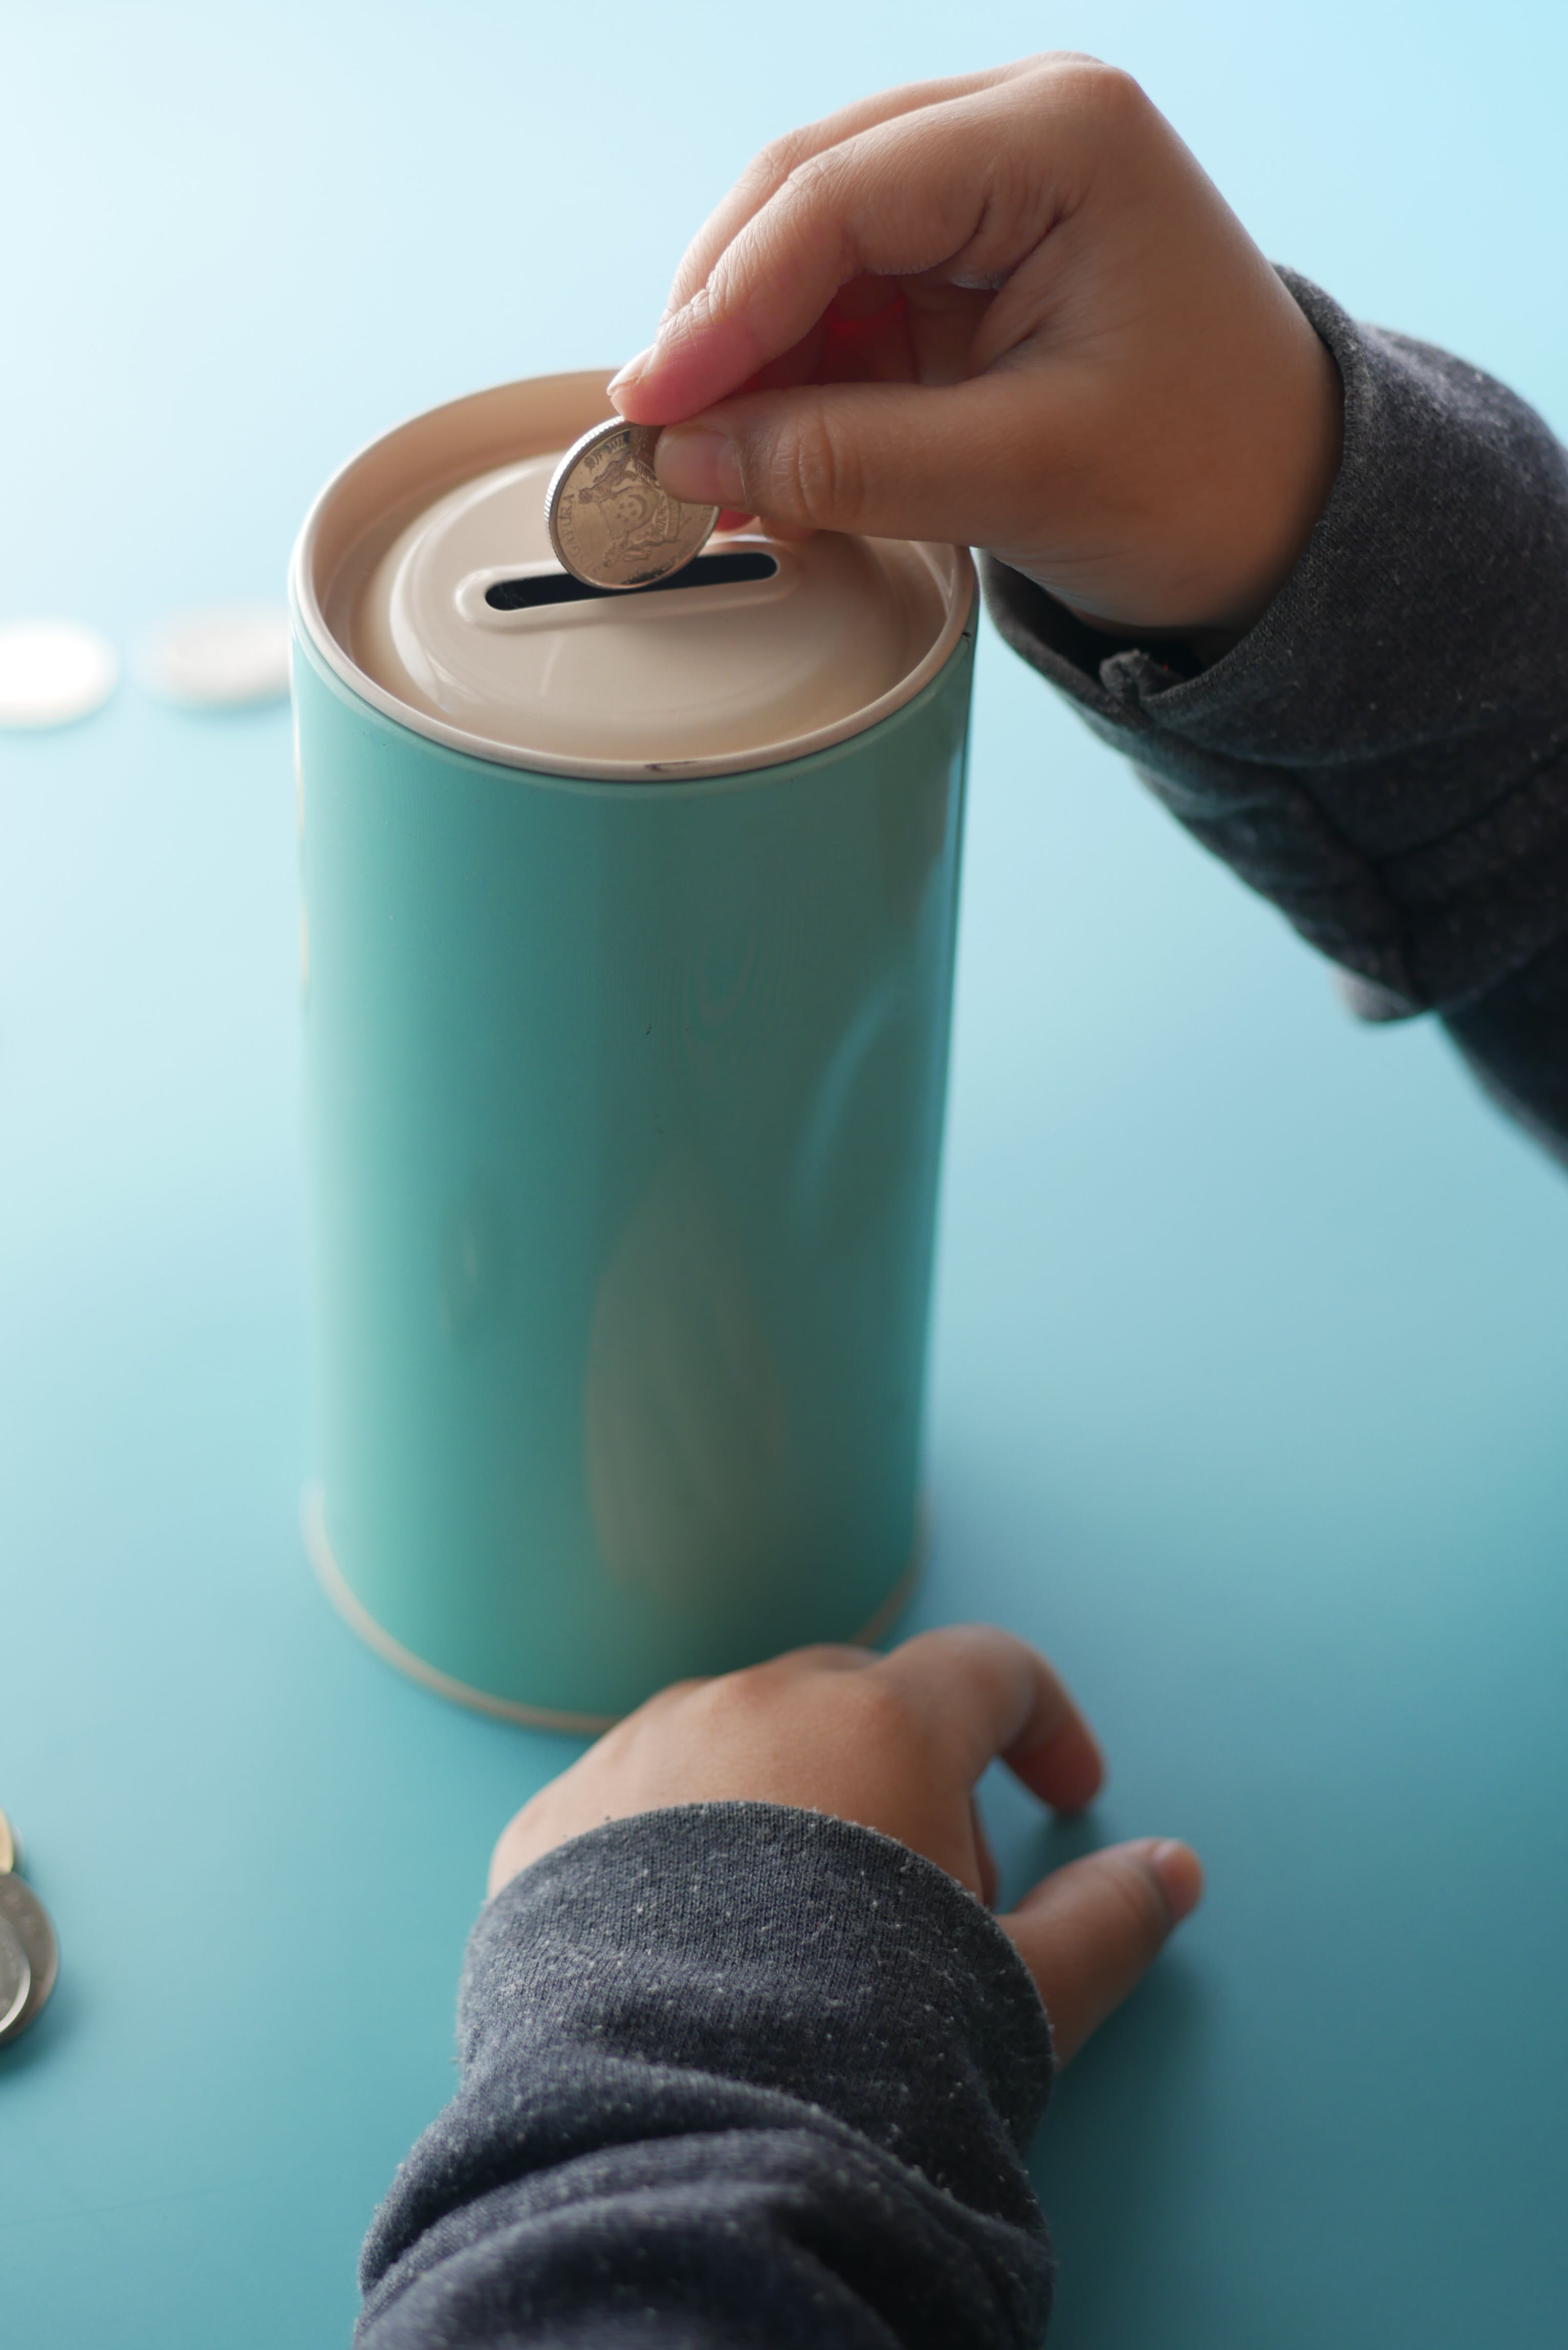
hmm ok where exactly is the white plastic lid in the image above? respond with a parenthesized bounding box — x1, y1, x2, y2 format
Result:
(293, 372, 973, 781)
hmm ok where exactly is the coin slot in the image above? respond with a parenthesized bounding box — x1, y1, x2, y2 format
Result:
(486, 550, 780, 612)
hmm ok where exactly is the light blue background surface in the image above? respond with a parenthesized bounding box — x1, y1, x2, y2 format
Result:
(3, 4, 1566, 2342)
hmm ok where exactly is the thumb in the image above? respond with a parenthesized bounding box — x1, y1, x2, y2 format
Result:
(652, 376, 1063, 548)
(999, 1838, 1204, 2066)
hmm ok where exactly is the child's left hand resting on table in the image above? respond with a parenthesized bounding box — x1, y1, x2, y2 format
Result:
(489, 1623, 1202, 2063)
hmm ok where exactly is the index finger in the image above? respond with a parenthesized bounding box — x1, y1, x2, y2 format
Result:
(873, 1625, 1104, 1813)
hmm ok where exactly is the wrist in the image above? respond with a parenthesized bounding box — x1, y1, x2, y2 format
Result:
(1203, 319, 1344, 639)
(1054, 274, 1344, 656)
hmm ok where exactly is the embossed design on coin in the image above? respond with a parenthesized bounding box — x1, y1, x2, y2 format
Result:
(547, 420, 718, 590)
(0, 1869, 57, 2047)
(0, 1918, 29, 2039)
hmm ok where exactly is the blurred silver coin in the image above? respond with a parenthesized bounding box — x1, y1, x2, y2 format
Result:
(0, 1868, 57, 2047)
(0, 1919, 29, 2039)
(547, 420, 717, 590)
(0, 619, 118, 729)
(138, 602, 291, 710)
(0, 1805, 15, 1875)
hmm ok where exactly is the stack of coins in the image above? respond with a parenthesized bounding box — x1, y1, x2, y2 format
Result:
(0, 1807, 57, 2048)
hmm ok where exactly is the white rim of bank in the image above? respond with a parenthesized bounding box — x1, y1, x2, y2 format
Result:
(290, 383, 976, 785)
(301, 1481, 925, 1734)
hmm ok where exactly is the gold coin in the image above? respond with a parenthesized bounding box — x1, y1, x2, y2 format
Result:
(0, 1807, 14, 1875)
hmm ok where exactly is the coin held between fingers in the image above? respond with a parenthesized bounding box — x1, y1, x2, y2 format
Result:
(546, 419, 718, 590)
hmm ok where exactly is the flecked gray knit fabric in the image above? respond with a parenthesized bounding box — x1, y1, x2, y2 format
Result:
(982, 272, 1568, 1162)
(358, 1804, 1055, 2349)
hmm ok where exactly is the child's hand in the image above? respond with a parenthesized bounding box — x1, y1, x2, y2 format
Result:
(609, 55, 1341, 644)
(488, 1625, 1202, 2065)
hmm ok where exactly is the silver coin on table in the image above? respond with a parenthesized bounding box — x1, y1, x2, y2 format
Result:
(0, 1918, 29, 2039)
(546, 419, 718, 591)
(0, 1868, 58, 2047)
(0, 619, 118, 729)
(138, 602, 291, 710)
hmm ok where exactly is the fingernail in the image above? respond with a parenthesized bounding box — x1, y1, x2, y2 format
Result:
(606, 346, 655, 411)
(654, 426, 744, 508)
(1148, 1840, 1204, 1926)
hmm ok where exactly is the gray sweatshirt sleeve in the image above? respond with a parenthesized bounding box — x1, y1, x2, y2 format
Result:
(982, 272, 1568, 1163)
(356, 1803, 1055, 2349)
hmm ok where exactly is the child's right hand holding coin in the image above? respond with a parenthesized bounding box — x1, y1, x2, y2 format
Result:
(609, 54, 1343, 653)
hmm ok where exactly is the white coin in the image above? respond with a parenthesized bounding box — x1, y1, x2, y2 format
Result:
(138, 603, 291, 710)
(0, 620, 118, 729)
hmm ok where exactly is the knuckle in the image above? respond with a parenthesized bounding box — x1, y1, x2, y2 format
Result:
(697, 1664, 771, 1720)
(843, 1674, 921, 1750)
(1069, 58, 1149, 126)
(770, 146, 858, 259)
(636, 1675, 706, 1723)
(756, 124, 820, 183)
(779, 145, 840, 209)
(769, 410, 867, 532)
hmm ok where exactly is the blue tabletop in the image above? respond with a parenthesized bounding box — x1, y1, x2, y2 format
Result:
(4, 5, 1567, 2343)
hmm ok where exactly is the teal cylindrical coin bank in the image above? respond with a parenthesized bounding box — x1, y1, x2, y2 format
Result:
(291, 372, 975, 1728)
